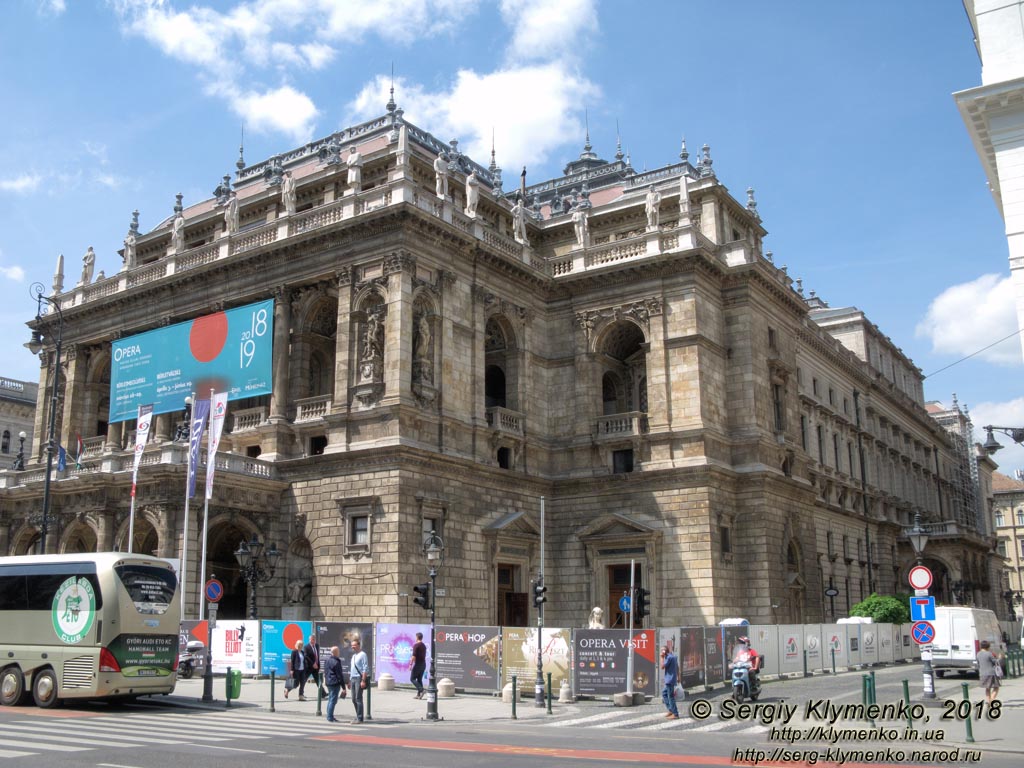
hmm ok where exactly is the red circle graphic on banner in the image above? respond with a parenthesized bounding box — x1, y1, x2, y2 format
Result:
(189, 312, 229, 363)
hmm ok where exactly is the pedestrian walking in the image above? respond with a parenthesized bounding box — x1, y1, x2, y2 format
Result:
(410, 632, 427, 698)
(324, 646, 347, 722)
(660, 639, 680, 719)
(305, 634, 324, 698)
(349, 637, 369, 723)
(288, 639, 308, 700)
(977, 639, 1002, 703)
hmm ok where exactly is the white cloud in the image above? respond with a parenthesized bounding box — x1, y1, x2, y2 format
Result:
(916, 273, 1022, 366)
(347, 64, 599, 173)
(94, 172, 124, 189)
(37, 0, 66, 16)
(83, 141, 109, 164)
(0, 265, 26, 281)
(0, 173, 44, 194)
(500, 0, 598, 62)
(210, 83, 319, 145)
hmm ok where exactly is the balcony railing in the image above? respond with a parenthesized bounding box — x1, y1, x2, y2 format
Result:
(486, 406, 524, 437)
(233, 406, 267, 432)
(295, 395, 331, 423)
(594, 411, 648, 439)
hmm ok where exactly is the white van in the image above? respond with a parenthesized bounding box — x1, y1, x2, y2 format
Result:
(930, 607, 1005, 677)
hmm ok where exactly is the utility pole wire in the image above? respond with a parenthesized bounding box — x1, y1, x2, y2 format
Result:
(923, 327, 1024, 379)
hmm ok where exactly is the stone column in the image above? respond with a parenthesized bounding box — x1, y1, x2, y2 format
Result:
(643, 299, 669, 435)
(105, 420, 123, 452)
(96, 511, 115, 551)
(154, 413, 171, 443)
(58, 344, 85, 449)
(700, 196, 719, 243)
(383, 252, 415, 404)
(31, 353, 50, 462)
(333, 269, 353, 408)
(269, 286, 291, 421)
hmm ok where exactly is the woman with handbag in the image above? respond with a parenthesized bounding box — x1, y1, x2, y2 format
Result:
(977, 640, 1002, 703)
(287, 639, 308, 700)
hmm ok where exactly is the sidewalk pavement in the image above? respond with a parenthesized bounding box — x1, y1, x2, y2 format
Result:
(166, 675, 580, 723)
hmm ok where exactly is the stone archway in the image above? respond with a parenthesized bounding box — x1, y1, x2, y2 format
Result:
(61, 520, 98, 553)
(205, 520, 256, 620)
(115, 515, 159, 555)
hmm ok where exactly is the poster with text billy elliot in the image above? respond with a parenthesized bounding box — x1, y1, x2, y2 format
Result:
(109, 299, 273, 423)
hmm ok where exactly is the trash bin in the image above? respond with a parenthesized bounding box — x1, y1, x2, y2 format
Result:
(227, 668, 242, 700)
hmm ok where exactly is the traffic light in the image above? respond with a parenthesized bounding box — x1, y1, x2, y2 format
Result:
(634, 586, 651, 620)
(533, 578, 548, 608)
(412, 582, 431, 611)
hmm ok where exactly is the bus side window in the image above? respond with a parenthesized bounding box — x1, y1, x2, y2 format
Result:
(0, 575, 26, 610)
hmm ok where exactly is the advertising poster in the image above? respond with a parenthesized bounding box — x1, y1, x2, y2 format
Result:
(436, 625, 501, 691)
(501, 627, 571, 692)
(314, 622, 374, 681)
(109, 299, 274, 422)
(677, 627, 705, 689)
(211, 620, 260, 673)
(179, 620, 209, 674)
(573, 629, 656, 697)
(750, 625, 779, 677)
(703, 626, 724, 684)
(804, 626, 823, 669)
(861, 625, 879, 664)
(374, 623, 431, 683)
(261, 620, 311, 676)
(821, 624, 845, 667)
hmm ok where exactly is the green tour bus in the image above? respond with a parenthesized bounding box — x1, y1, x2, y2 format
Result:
(0, 552, 180, 708)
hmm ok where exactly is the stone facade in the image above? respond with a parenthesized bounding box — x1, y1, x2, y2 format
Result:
(0, 106, 1001, 626)
(0, 377, 36, 471)
(992, 471, 1024, 619)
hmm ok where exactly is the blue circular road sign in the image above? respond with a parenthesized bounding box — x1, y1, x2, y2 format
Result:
(619, 594, 632, 612)
(205, 578, 224, 603)
(911, 620, 935, 645)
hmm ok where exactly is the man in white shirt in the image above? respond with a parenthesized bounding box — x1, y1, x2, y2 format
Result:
(349, 637, 369, 723)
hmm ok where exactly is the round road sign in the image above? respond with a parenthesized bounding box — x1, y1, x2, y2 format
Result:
(204, 578, 224, 603)
(824, 587, 839, 597)
(908, 565, 933, 591)
(911, 620, 935, 645)
(619, 594, 632, 613)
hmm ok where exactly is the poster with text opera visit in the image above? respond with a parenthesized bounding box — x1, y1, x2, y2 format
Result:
(109, 299, 274, 423)
(574, 629, 656, 697)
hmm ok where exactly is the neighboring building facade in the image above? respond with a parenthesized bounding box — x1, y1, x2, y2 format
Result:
(957, 0, 1024, 361)
(992, 471, 1024, 619)
(0, 103, 1002, 626)
(0, 377, 37, 471)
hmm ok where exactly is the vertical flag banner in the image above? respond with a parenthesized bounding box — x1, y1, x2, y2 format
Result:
(205, 392, 227, 501)
(131, 404, 154, 495)
(187, 399, 210, 499)
(57, 445, 67, 472)
(74, 434, 84, 469)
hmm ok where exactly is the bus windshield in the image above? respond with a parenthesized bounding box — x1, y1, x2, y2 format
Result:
(114, 564, 177, 615)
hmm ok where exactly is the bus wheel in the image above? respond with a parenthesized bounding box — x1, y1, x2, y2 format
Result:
(32, 669, 59, 709)
(0, 667, 26, 706)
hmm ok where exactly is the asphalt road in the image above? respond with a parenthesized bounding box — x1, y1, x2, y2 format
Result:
(0, 665, 1020, 768)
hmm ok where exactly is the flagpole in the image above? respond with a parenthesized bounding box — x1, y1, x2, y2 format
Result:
(198, 388, 214, 623)
(182, 392, 195, 622)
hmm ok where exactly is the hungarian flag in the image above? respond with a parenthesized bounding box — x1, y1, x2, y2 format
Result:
(74, 434, 84, 469)
(187, 399, 210, 499)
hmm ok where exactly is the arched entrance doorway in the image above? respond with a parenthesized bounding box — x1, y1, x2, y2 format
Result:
(116, 516, 159, 555)
(205, 521, 254, 620)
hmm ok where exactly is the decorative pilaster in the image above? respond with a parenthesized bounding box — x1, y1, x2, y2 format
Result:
(269, 287, 291, 421)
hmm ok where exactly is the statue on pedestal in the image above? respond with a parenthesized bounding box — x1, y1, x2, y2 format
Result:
(434, 152, 449, 198)
(346, 146, 363, 191)
(588, 607, 605, 629)
(79, 246, 96, 286)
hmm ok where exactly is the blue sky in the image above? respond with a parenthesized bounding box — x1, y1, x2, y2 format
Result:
(2, 0, 1022, 469)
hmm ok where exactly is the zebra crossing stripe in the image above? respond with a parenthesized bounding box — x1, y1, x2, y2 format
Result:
(546, 710, 636, 727)
(0, 737, 84, 752)
(0, 725, 131, 749)
(593, 713, 666, 729)
(688, 720, 732, 732)
(0, 721, 217, 744)
(0, 749, 35, 758)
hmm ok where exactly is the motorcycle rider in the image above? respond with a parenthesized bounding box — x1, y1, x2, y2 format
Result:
(732, 636, 761, 693)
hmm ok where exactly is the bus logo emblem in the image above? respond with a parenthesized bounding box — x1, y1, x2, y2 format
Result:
(52, 577, 96, 644)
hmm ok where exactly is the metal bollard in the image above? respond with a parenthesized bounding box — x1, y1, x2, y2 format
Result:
(803, 650, 809, 678)
(226, 666, 232, 708)
(270, 669, 276, 713)
(511, 674, 518, 720)
(831, 648, 836, 676)
(366, 676, 372, 721)
(901, 679, 913, 729)
(961, 683, 975, 744)
(861, 675, 869, 713)
(869, 671, 877, 705)
(316, 672, 323, 717)
(547, 672, 553, 715)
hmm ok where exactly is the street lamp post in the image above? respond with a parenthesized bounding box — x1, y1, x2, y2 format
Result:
(906, 510, 935, 700)
(234, 534, 281, 620)
(981, 426, 1024, 454)
(25, 282, 64, 555)
(422, 529, 444, 721)
(11, 431, 26, 471)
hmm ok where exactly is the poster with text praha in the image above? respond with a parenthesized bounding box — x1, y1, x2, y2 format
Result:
(109, 299, 273, 423)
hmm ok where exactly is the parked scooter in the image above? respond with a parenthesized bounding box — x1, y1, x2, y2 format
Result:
(177, 640, 205, 679)
(730, 651, 761, 704)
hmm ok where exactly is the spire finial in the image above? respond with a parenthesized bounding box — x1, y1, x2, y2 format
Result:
(584, 109, 591, 152)
(680, 136, 689, 163)
(489, 127, 498, 172)
(615, 119, 623, 162)
(236, 127, 245, 171)
(387, 62, 396, 113)
(746, 186, 760, 220)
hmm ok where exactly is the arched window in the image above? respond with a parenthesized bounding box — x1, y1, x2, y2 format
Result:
(1, 430, 9, 454)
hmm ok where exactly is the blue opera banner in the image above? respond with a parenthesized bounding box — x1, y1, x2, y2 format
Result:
(109, 299, 274, 423)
